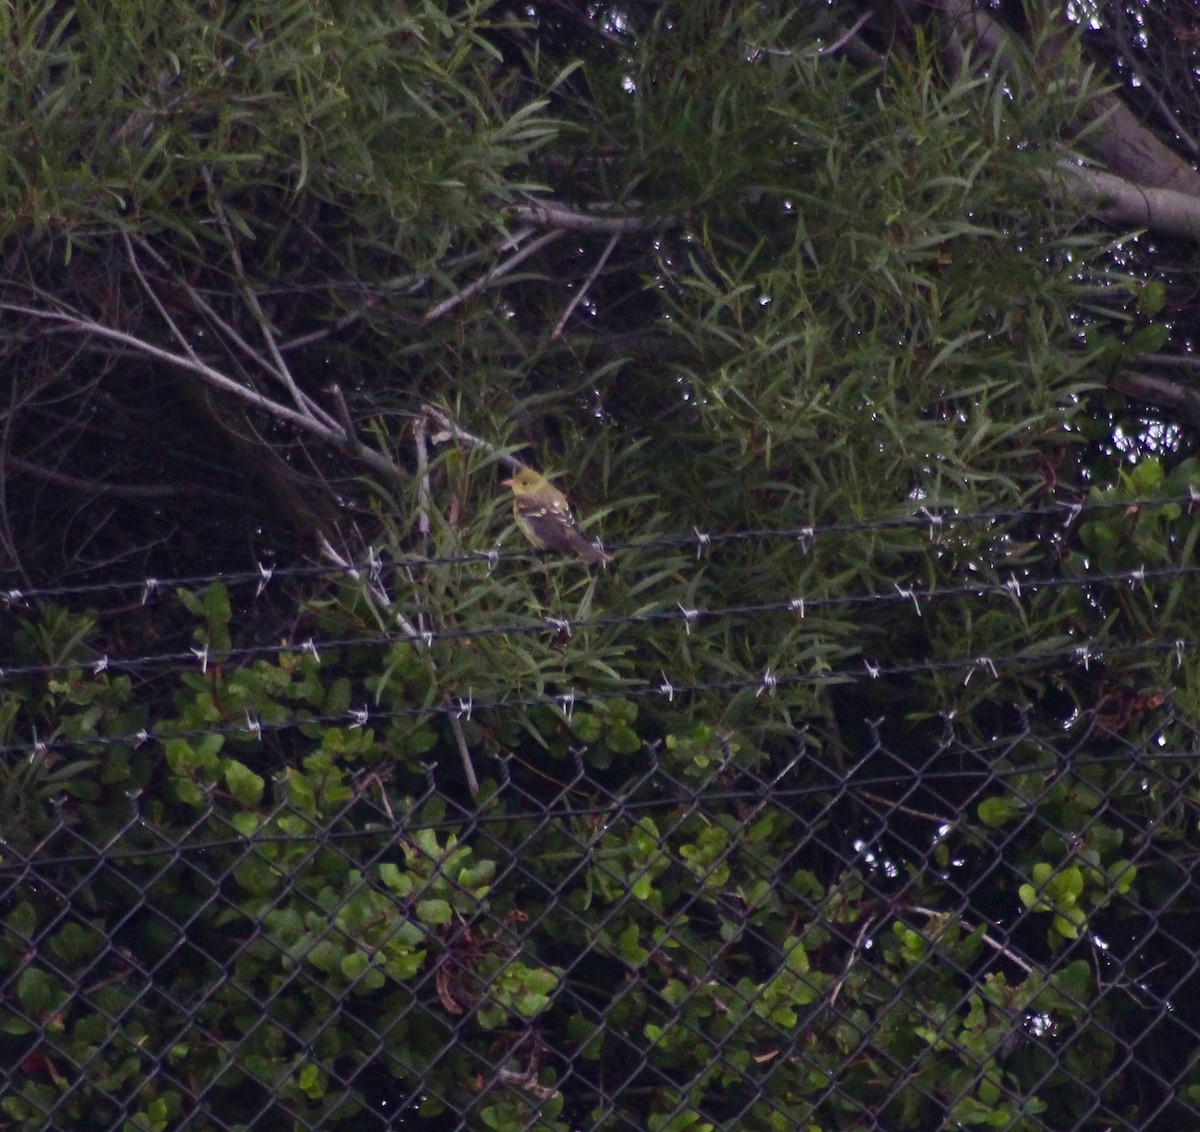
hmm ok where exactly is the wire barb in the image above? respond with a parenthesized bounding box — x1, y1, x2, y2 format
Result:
(1057, 500, 1084, 526)
(894, 584, 922, 617)
(964, 656, 997, 685)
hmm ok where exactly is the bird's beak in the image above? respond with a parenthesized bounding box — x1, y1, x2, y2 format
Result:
(500, 477, 513, 488)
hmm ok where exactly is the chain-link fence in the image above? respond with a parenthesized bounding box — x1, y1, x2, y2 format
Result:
(3, 695, 1198, 1131)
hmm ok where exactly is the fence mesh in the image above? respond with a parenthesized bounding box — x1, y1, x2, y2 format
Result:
(3, 690, 1198, 1131)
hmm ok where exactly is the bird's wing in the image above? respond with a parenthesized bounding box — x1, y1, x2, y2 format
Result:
(515, 495, 610, 563)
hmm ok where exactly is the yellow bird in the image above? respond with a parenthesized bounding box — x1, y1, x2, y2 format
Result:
(502, 468, 612, 565)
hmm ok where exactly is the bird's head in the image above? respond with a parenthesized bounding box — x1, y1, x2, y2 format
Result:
(502, 468, 550, 498)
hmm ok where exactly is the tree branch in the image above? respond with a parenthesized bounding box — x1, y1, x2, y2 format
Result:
(511, 197, 669, 235)
(422, 229, 564, 324)
(1047, 161, 1200, 239)
(1113, 370, 1200, 428)
(4, 454, 182, 499)
(0, 299, 406, 485)
(422, 405, 525, 472)
(941, 0, 1200, 224)
(552, 231, 619, 340)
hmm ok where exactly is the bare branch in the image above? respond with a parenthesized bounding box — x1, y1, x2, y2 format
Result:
(1047, 161, 1200, 238)
(941, 0, 1200, 203)
(413, 415, 432, 540)
(552, 232, 619, 340)
(817, 11, 872, 58)
(1141, 354, 1200, 371)
(446, 710, 480, 799)
(1105, 3, 1200, 159)
(275, 236, 538, 353)
(511, 197, 667, 235)
(1113, 370, 1200, 428)
(129, 234, 295, 378)
(203, 173, 343, 435)
(912, 906, 1035, 976)
(422, 229, 564, 324)
(121, 232, 206, 368)
(422, 405, 525, 472)
(0, 300, 406, 485)
(4, 454, 181, 499)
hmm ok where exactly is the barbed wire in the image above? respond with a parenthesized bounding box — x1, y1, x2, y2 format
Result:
(2, 497, 1193, 789)
(0, 630, 1187, 763)
(0, 490, 1191, 606)
(0, 556, 1193, 684)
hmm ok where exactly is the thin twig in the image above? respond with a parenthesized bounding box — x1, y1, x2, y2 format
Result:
(423, 230, 564, 324)
(829, 912, 875, 1007)
(817, 11, 872, 57)
(328, 383, 357, 439)
(202, 172, 344, 435)
(911, 906, 1034, 975)
(1, 302, 312, 425)
(446, 710, 480, 798)
(859, 790, 951, 826)
(422, 405, 526, 472)
(1141, 353, 1200, 370)
(1106, 5, 1200, 158)
(5, 455, 181, 499)
(130, 234, 298, 383)
(414, 415, 432, 540)
(745, 12, 873, 62)
(121, 232, 205, 367)
(277, 234, 536, 353)
(552, 232, 619, 340)
(0, 300, 405, 484)
(132, 228, 340, 411)
(512, 197, 665, 234)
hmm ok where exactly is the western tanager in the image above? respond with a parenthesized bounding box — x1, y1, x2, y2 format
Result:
(502, 468, 612, 565)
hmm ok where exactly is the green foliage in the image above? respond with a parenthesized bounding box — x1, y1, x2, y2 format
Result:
(0, 0, 559, 247)
(2, 0, 1198, 1129)
(1, 573, 1196, 1129)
